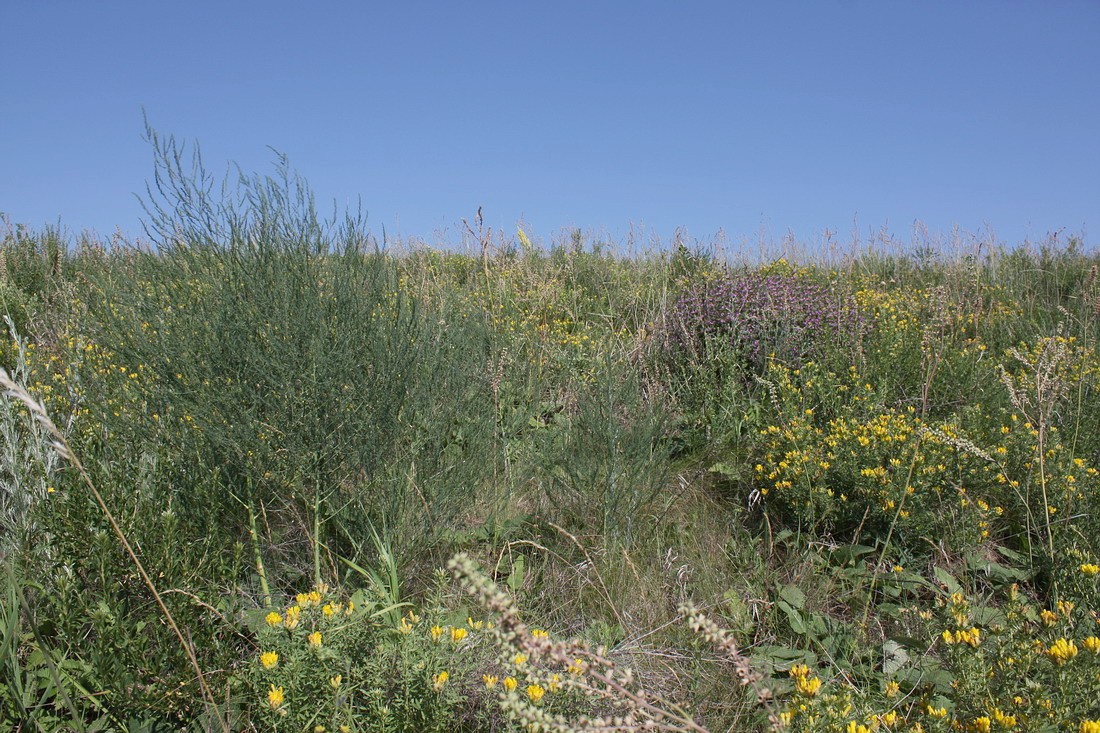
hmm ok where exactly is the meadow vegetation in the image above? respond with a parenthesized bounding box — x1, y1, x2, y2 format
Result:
(2, 142, 1100, 731)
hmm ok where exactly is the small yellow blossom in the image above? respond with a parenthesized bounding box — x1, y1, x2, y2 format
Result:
(548, 673, 562, 692)
(267, 684, 285, 710)
(264, 611, 282, 627)
(284, 606, 301, 630)
(483, 674, 498, 688)
(884, 680, 900, 698)
(432, 671, 449, 691)
(531, 628, 549, 639)
(970, 717, 991, 733)
(467, 617, 484, 630)
(1046, 638, 1077, 665)
(1081, 563, 1100, 577)
(296, 592, 312, 607)
(430, 625, 445, 642)
(1083, 636, 1100, 654)
(451, 627, 468, 643)
(527, 684, 546, 703)
(308, 631, 322, 649)
(795, 676, 822, 696)
(503, 677, 518, 691)
(567, 658, 586, 676)
(308, 590, 322, 606)
(260, 651, 278, 669)
(322, 603, 335, 617)
(513, 653, 527, 666)
(847, 723, 870, 733)
(925, 705, 948, 719)
(1040, 609, 1059, 627)
(788, 664, 811, 679)
(329, 675, 342, 689)
(1081, 721, 1100, 733)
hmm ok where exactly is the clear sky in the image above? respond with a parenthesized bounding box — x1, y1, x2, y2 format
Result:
(3, 1, 1098, 252)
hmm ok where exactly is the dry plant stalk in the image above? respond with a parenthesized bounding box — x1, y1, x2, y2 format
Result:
(449, 552, 775, 733)
(0, 367, 230, 733)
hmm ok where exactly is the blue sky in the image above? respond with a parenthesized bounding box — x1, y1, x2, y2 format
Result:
(3, 1, 1098, 252)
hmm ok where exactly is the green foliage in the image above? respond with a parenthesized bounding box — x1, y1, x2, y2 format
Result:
(4, 150, 1100, 730)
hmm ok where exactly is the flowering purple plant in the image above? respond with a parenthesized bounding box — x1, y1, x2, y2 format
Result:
(668, 271, 862, 367)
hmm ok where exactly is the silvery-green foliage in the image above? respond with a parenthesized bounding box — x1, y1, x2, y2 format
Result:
(0, 317, 61, 560)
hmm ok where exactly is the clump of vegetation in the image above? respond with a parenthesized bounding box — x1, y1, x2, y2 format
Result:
(2, 138, 1100, 730)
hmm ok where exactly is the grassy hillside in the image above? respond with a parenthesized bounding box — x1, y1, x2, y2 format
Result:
(2, 156, 1099, 731)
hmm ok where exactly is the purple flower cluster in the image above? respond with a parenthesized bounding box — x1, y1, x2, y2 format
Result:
(669, 271, 861, 365)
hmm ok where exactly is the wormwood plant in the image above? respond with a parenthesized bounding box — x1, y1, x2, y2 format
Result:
(0, 318, 64, 562)
(87, 126, 495, 588)
(537, 355, 671, 547)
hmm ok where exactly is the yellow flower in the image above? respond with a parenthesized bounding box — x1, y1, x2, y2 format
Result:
(1083, 636, 1100, 654)
(398, 617, 414, 635)
(482, 674, 498, 688)
(451, 627, 468, 643)
(527, 684, 546, 703)
(795, 676, 822, 696)
(322, 603, 335, 617)
(925, 705, 948, 719)
(1082, 563, 1100, 577)
(777, 710, 794, 727)
(531, 628, 549, 639)
(513, 653, 527, 666)
(267, 684, 285, 710)
(296, 592, 311, 607)
(260, 651, 278, 669)
(432, 671, 449, 691)
(961, 627, 981, 648)
(881, 710, 899, 728)
(264, 611, 283, 627)
(788, 664, 811, 679)
(548, 673, 562, 692)
(329, 674, 342, 689)
(567, 658, 586, 676)
(467, 617, 484, 630)
(345, 600, 355, 615)
(884, 680, 900, 698)
(1046, 638, 1077, 665)
(847, 723, 870, 733)
(308, 590, 322, 605)
(284, 606, 301, 630)
(308, 631, 323, 649)
(430, 625, 445, 642)
(503, 677, 518, 691)
(971, 717, 991, 733)
(992, 709, 1016, 728)
(1081, 721, 1100, 733)
(1040, 609, 1058, 627)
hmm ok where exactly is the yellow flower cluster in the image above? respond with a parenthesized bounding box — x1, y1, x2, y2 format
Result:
(942, 627, 982, 648)
(1045, 638, 1078, 666)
